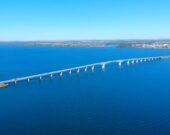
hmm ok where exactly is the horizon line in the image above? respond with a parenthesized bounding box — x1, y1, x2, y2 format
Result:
(0, 38, 170, 42)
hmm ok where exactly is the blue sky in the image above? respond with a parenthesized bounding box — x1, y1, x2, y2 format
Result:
(0, 0, 170, 41)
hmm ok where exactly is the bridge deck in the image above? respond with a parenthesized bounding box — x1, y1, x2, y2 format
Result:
(0, 55, 169, 85)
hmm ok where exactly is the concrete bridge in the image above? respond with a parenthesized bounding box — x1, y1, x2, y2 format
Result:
(0, 55, 169, 88)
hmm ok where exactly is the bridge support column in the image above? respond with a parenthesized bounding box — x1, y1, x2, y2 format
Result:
(60, 72, 63, 78)
(118, 61, 122, 67)
(39, 76, 42, 80)
(140, 59, 143, 63)
(84, 67, 87, 72)
(69, 70, 72, 75)
(102, 64, 105, 71)
(77, 68, 80, 74)
(127, 61, 130, 66)
(14, 80, 17, 85)
(50, 74, 53, 79)
(136, 60, 139, 64)
(27, 78, 30, 83)
(91, 66, 95, 72)
(131, 60, 134, 64)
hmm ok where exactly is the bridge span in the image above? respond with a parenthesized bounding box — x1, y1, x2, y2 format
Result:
(0, 55, 169, 88)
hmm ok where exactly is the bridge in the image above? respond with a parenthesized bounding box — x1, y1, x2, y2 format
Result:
(0, 55, 169, 88)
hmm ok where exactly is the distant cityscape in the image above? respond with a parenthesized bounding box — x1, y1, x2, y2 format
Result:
(0, 40, 170, 49)
(117, 40, 170, 49)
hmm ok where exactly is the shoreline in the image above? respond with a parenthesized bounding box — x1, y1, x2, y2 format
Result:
(0, 83, 8, 88)
(0, 40, 170, 49)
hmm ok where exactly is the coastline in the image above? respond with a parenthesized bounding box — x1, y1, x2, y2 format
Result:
(0, 83, 8, 88)
(0, 40, 170, 49)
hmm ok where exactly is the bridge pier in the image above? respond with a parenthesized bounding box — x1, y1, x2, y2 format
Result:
(131, 60, 134, 64)
(136, 60, 139, 64)
(39, 76, 42, 80)
(14, 80, 17, 85)
(27, 78, 30, 83)
(69, 70, 72, 75)
(50, 74, 53, 79)
(140, 59, 143, 63)
(91, 66, 95, 72)
(84, 67, 87, 72)
(60, 72, 63, 78)
(102, 64, 105, 71)
(127, 60, 130, 66)
(118, 61, 122, 67)
(77, 68, 80, 74)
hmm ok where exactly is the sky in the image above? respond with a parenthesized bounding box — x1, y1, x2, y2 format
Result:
(0, 0, 170, 41)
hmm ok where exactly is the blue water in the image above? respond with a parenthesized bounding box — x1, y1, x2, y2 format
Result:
(0, 45, 170, 135)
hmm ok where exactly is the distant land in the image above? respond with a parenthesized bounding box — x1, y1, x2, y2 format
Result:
(0, 40, 170, 49)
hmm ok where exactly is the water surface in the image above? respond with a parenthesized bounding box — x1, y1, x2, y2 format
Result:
(0, 45, 170, 135)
